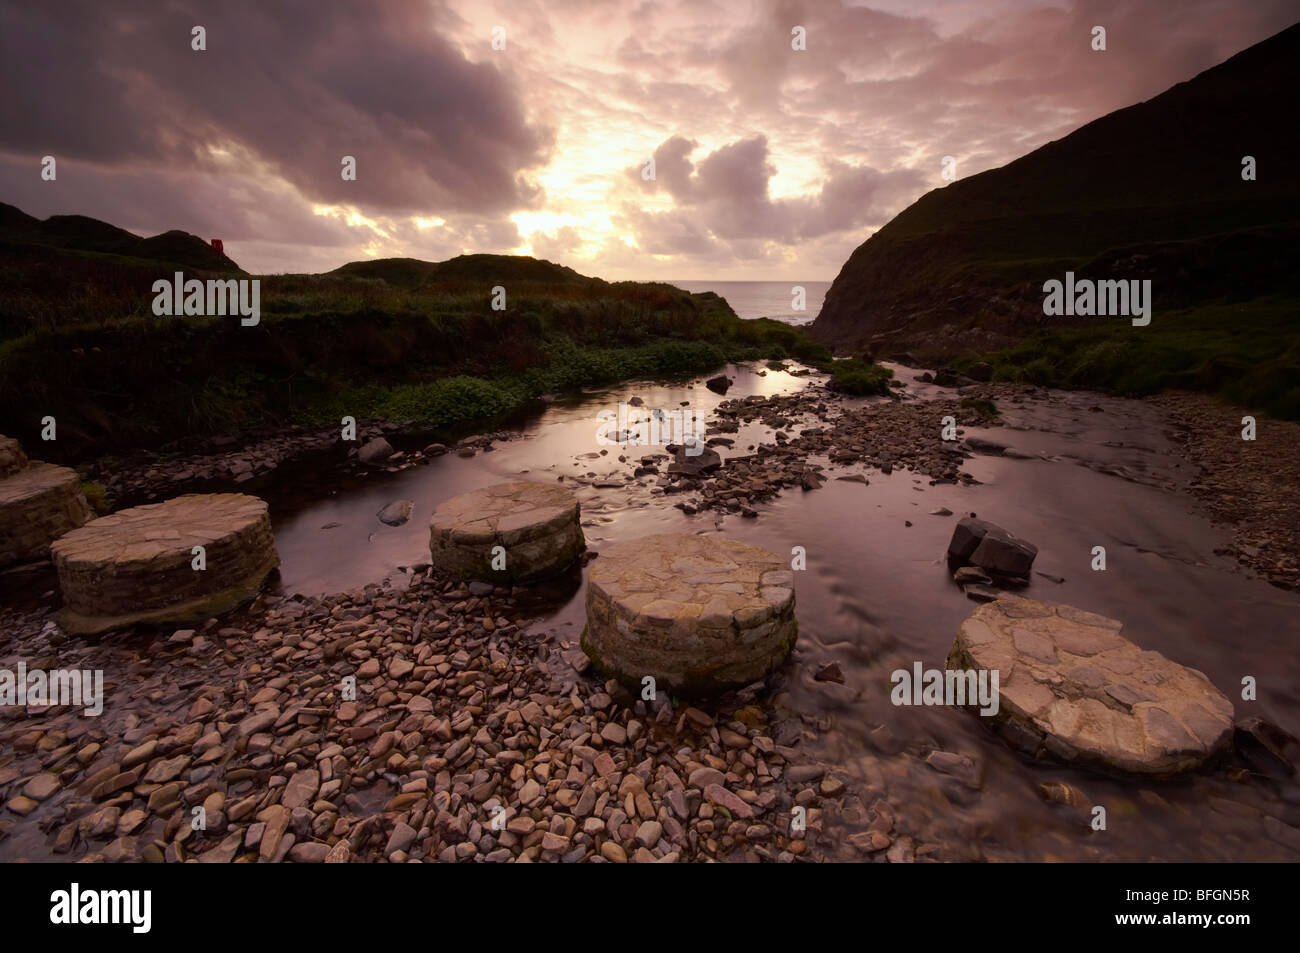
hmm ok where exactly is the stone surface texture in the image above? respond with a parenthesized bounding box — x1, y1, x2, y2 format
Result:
(0, 435, 28, 477)
(51, 493, 279, 634)
(0, 447, 93, 568)
(948, 594, 1234, 776)
(583, 533, 797, 695)
(429, 482, 584, 583)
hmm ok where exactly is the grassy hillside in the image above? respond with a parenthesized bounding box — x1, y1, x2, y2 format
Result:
(0, 235, 830, 459)
(811, 22, 1300, 418)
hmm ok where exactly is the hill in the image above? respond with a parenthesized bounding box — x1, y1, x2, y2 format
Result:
(0, 202, 242, 273)
(810, 20, 1300, 418)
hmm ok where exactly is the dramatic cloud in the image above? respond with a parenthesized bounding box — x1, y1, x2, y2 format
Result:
(1, 0, 1295, 277)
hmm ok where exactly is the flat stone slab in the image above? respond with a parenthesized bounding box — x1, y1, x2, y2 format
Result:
(0, 461, 92, 567)
(948, 594, 1234, 776)
(429, 481, 584, 583)
(50, 493, 279, 634)
(583, 533, 797, 696)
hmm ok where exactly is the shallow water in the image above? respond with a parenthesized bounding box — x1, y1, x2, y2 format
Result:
(227, 364, 1300, 860)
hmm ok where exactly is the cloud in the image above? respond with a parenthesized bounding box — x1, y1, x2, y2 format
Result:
(1, 0, 1295, 278)
(0, 0, 552, 216)
(631, 135, 925, 247)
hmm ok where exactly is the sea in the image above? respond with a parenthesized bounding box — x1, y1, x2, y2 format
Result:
(669, 280, 831, 325)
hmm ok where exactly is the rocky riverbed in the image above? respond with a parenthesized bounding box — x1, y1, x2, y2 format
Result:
(0, 568, 914, 863)
(3, 361, 1300, 863)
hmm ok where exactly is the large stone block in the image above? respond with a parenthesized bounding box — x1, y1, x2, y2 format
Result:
(50, 493, 279, 634)
(582, 533, 797, 696)
(0, 460, 92, 567)
(947, 594, 1234, 776)
(429, 482, 584, 584)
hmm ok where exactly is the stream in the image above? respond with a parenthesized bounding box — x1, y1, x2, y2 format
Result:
(251, 361, 1300, 861)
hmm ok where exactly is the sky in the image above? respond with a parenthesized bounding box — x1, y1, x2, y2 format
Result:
(1, 0, 1296, 280)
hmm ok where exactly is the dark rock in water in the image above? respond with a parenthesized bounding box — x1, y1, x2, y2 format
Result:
(953, 566, 992, 585)
(967, 362, 994, 382)
(377, 499, 414, 526)
(1036, 570, 1066, 584)
(970, 530, 1038, 576)
(933, 368, 974, 387)
(321, 522, 343, 530)
(814, 662, 844, 683)
(947, 516, 1038, 576)
(667, 446, 722, 478)
(358, 437, 394, 465)
(964, 437, 1007, 456)
(915, 372, 934, 383)
(705, 374, 733, 395)
(626, 396, 644, 406)
(423, 443, 447, 455)
(801, 468, 825, 491)
(947, 517, 998, 562)
(963, 583, 1002, 602)
(1234, 718, 1298, 777)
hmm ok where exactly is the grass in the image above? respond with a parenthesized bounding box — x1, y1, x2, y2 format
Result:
(826, 358, 894, 396)
(0, 254, 834, 459)
(950, 296, 1300, 420)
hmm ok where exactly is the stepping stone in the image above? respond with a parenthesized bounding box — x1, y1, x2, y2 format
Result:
(50, 493, 279, 635)
(947, 594, 1234, 776)
(582, 533, 797, 696)
(0, 441, 93, 568)
(428, 482, 584, 584)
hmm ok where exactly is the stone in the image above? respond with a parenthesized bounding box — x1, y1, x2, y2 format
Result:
(703, 783, 755, 819)
(946, 517, 996, 562)
(635, 820, 662, 847)
(282, 769, 320, 809)
(946, 517, 1037, 576)
(0, 459, 93, 568)
(386, 822, 417, 856)
(947, 595, 1235, 776)
(705, 374, 733, 395)
(667, 446, 723, 479)
(970, 531, 1038, 577)
(582, 533, 797, 696)
(964, 437, 1006, 455)
(0, 435, 27, 477)
(429, 482, 585, 584)
(924, 751, 981, 789)
(377, 499, 414, 526)
(23, 773, 61, 801)
(50, 493, 279, 635)
(289, 842, 331, 863)
(1234, 718, 1298, 778)
(357, 438, 394, 465)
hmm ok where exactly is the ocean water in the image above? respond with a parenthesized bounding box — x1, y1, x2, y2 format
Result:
(670, 280, 831, 325)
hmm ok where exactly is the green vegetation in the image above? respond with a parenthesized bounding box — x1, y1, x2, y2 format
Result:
(951, 297, 1300, 420)
(0, 250, 832, 459)
(811, 26, 1300, 423)
(80, 481, 109, 516)
(959, 397, 1000, 421)
(826, 358, 894, 396)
